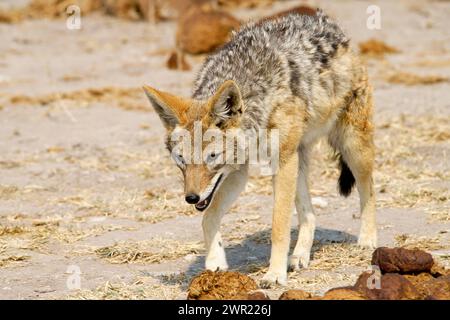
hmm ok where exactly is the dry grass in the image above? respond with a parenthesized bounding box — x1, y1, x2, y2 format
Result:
(386, 71, 448, 85)
(309, 244, 372, 270)
(395, 234, 447, 251)
(359, 39, 400, 57)
(5, 86, 149, 112)
(0, 255, 30, 267)
(0, 225, 27, 236)
(95, 238, 203, 264)
(69, 276, 183, 300)
(427, 208, 450, 222)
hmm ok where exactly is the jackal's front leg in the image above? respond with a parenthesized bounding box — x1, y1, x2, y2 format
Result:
(202, 209, 228, 271)
(261, 152, 299, 287)
(202, 167, 248, 271)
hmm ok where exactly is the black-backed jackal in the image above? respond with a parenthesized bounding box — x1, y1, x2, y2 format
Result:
(144, 11, 376, 287)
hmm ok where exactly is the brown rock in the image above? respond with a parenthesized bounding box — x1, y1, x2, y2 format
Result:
(322, 287, 367, 300)
(246, 291, 270, 300)
(187, 270, 258, 300)
(166, 50, 191, 71)
(372, 247, 434, 274)
(279, 289, 311, 300)
(177, 7, 240, 54)
(354, 272, 422, 300)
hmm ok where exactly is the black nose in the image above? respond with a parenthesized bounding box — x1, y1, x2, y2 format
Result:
(185, 193, 200, 204)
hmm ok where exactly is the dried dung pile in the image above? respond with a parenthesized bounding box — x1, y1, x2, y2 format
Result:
(278, 247, 449, 300)
(372, 247, 434, 273)
(176, 6, 240, 54)
(187, 270, 259, 300)
(279, 289, 312, 300)
(166, 50, 191, 71)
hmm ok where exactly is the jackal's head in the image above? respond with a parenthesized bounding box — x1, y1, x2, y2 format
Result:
(143, 80, 244, 211)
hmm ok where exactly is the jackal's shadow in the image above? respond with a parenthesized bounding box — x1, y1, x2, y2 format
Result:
(158, 227, 356, 289)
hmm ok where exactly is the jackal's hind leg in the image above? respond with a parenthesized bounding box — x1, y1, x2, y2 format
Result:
(330, 87, 377, 248)
(202, 166, 248, 271)
(289, 146, 315, 271)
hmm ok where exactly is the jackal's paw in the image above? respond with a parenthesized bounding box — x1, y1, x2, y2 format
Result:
(260, 271, 287, 288)
(288, 252, 310, 272)
(357, 232, 377, 249)
(205, 258, 228, 272)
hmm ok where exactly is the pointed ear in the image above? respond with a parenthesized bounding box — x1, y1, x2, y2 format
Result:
(143, 85, 187, 130)
(209, 80, 243, 128)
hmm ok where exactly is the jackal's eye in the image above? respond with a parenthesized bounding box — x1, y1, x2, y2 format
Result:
(172, 152, 185, 167)
(206, 151, 220, 164)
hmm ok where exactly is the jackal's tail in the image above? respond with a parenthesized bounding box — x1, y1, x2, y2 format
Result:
(338, 155, 355, 197)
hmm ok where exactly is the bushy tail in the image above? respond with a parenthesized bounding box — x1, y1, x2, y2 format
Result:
(338, 156, 355, 197)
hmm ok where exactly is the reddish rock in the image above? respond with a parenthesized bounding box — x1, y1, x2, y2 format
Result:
(371, 247, 434, 274)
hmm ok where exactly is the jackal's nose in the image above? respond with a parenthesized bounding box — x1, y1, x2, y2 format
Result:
(185, 193, 200, 204)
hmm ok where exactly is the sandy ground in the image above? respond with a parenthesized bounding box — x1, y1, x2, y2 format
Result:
(0, 0, 449, 299)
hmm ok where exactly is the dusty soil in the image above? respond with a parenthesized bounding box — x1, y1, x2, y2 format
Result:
(0, 0, 449, 299)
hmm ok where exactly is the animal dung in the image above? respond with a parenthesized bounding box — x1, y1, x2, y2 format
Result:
(371, 247, 434, 274)
(187, 270, 258, 300)
(404, 274, 450, 300)
(354, 272, 422, 300)
(246, 291, 270, 300)
(321, 287, 366, 300)
(281, 247, 449, 300)
(278, 289, 311, 300)
(176, 7, 240, 54)
(166, 50, 192, 71)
